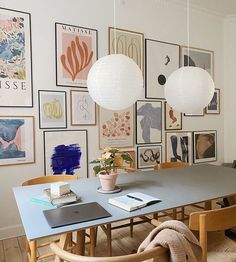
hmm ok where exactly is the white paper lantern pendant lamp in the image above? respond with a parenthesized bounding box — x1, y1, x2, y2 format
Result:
(87, 0, 143, 111)
(165, 0, 215, 114)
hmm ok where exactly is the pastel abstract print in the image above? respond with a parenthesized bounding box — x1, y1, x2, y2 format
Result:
(0, 119, 25, 159)
(0, 14, 25, 79)
(51, 144, 81, 175)
(56, 23, 97, 87)
(99, 107, 134, 148)
(136, 101, 162, 144)
(0, 8, 32, 107)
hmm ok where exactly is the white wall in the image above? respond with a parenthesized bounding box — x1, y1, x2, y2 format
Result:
(0, 0, 224, 239)
(224, 16, 236, 162)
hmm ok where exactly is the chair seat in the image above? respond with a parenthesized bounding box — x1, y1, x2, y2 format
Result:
(207, 231, 236, 262)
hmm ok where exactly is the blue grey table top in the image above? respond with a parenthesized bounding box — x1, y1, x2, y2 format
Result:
(13, 164, 236, 240)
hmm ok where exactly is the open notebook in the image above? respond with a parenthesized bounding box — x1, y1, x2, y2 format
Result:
(108, 192, 161, 211)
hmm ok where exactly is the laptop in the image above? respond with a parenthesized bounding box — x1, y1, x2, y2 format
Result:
(43, 202, 111, 228)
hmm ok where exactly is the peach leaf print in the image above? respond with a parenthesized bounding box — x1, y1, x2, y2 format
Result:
(60, 36, 93, 81)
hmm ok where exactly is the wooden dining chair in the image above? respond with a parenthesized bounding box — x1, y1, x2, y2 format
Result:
(189, 204, 236, 262)
(50, 235, 168, 262)
(22, 175, 95, 261)
(154, 162, 189, 220)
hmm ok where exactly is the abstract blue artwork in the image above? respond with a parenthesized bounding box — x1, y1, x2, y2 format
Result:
(44, 130, 88, 177)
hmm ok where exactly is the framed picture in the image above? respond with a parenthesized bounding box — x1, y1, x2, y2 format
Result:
(38, 90, 67, 129)
(165, 131, 193, 164)
(164, 102, 182, 130)
(70, 90, 96, 125)
(0, 116, 35, 166)
(136, 100, 162, 144)
(55, 23, 98, 87)
(137, 145, 162, 169)
(145, 39, 179, 99)
(205, 89, 220, 114)
(184, 109, 204, 117)
(120, 150, 136, 168)
(99, 106, 134, 149)
(193, 130, 217, 164)
(109, 27, 144, 73)
(180, 46, 214, 78)
(44, 130, 88, 177)
(0, 7, 33, 107)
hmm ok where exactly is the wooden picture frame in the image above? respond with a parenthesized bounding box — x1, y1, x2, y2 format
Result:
(137, 145, 162, 169)
(180, 46, 214, 78)
(205, 88, 220, 114)
(121, 150, 136, 168)
(136, 100, 162, 144)
(193, 130, 217, 164)
(70, 90, 96, 125)
(0, 7, 33, 107)
(55, 23, 98, 88)
(109, 27, 144, 74)
(44, 130, 88, 177)
(38, 90, 67, 129)
(165, 131, 193, 164)
(99, 106, 134, 149)
(145, 39, 180, 99)
(164, 102, 182, 130)
(0, 116, 35, 165)
(184, 109, 204, 117)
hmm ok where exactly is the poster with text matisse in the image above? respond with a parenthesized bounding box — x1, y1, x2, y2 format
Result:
(0, 8, 33, 107)
(44, 130, 88, 177)
(56, 23, 98, 87)
(0, 116, 35, 166)
(99, 106, 134, 149)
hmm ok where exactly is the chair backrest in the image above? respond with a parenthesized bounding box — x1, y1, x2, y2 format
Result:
(154, 162, 189, 171)
(22, 175, 78, 186)
(50, 242, 167, 262)
(189, 204, 236, 262)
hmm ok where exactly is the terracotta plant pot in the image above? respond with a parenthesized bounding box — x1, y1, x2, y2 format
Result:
(99, 171, 118, 191)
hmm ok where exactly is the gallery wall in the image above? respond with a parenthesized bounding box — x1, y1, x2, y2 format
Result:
(0, 0, 224, 239)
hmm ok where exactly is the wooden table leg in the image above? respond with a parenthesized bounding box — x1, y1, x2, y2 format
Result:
(205, 201, 212, 210)
(89, 227, 96, 256)
(29, 240, 36, 262)
(107, 224, 112, 256)
(54, 233, 71, 262)
(76, 230, 85, 255)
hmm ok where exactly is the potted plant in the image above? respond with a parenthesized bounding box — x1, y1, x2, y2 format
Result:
(90, 147, 133, 191)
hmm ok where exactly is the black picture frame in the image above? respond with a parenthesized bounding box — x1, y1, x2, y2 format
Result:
(38, 90, 67, 129)
(137, 145, 162, 169)
(55, 22, 98, 88)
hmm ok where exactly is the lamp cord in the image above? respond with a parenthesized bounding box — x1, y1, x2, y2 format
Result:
(187, 0, 190, 66)
(114, 0, 117, 54)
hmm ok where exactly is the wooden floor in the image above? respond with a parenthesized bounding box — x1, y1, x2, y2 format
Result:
(0, 201, 222, 262)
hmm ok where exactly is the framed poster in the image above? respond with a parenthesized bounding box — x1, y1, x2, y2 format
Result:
(145, 39, 179, 99)
(0, 116, 35, 166)
(137, 145, 162, 169)
(38, 90, 67, 129)
(55, 23, 98, 87)
(109, 27, 144, 73)
(44, 130, 88, 177)
(99, 106, 134, 149)
(180, 46, 214, 78)
(164, 102, 182, 130)
(0, 7, 33, 107)
(70, 90, 96, 125)
(165, 131, 193, 164)
(205, 89, 220, 114)
(136, 100, 162, 144)
(193, 130, 217, 164)
(120, 150, 136, 168)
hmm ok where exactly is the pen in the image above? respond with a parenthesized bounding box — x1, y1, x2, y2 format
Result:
(127, 195, 143, 202)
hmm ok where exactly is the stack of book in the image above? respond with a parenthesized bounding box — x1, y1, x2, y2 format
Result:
(31, 188, 80, 207)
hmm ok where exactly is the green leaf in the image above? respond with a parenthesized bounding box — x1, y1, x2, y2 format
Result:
(104, 157, 114, 165)
(90, 160, 100, 164)
(121, 154, 133, 162)
(93, 165, 101, 175)
(110, 149, 119, 154)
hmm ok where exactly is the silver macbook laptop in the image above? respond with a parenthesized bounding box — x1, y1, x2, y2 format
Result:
(43, 202, 111, 228)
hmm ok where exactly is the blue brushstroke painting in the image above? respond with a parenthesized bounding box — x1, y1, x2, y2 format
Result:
(0, 119, 25, 159)
(51, 144, 82, 175)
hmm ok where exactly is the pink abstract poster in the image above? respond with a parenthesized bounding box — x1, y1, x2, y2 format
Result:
(56, 23, 97, 88)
